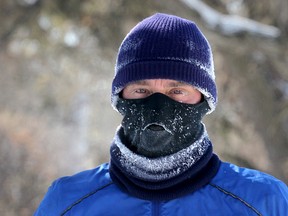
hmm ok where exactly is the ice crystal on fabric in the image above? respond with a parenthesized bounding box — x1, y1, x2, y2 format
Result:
(112, 125, 211, 181)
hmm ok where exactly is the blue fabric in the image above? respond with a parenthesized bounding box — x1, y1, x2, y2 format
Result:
(34, 162, 288, 216)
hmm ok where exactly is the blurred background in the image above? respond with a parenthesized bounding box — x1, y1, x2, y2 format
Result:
(0, 0, 287, 215)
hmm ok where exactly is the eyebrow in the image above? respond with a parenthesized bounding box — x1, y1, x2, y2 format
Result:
(167, 81, 189, 87)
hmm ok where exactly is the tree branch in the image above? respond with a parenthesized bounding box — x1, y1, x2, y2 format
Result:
(180, 0, 281, 38)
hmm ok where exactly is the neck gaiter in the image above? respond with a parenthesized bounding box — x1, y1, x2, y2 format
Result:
(116, 93, 210, 158)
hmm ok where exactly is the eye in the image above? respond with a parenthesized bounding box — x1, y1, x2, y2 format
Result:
(135, 88, 149, 94)
(131, 88, 151, 99)
(169, 88, 188, 96)
(168, 88, 190, 102)
(122, 84, 152, 99)
(170, 89, 184, 95)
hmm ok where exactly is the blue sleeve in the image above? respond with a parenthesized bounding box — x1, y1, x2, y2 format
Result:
(273, 180, 288, 215)
(34, 179, 62, 216)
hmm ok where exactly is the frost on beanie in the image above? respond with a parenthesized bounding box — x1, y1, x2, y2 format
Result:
(111, 13, 217, 113)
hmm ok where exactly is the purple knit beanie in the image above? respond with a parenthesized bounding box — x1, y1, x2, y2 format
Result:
(111, 13, 217, 113)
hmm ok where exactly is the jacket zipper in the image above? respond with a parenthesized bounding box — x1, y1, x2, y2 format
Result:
(152, 201, 160, 216)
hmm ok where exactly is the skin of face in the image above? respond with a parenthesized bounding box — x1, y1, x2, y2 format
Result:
(122, 79, 202, 104)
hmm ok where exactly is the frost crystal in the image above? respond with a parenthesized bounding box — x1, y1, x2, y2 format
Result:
(113, 124, 211, 181)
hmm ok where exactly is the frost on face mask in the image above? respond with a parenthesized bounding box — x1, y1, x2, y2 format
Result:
(116, 93, 210, 158)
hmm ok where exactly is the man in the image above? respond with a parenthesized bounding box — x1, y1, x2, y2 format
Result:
(35, 13, 288, 215)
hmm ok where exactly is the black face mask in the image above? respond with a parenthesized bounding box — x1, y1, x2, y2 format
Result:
(116, 93, 210, 158)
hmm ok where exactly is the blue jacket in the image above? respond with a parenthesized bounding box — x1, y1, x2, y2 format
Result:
(35, 162, 288, 216)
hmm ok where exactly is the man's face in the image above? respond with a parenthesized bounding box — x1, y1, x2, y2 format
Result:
(122, 79, 202, 104)
(117, 79, 208, 157)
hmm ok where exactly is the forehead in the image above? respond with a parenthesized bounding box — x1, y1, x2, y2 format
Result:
(125, 79, 193, 87)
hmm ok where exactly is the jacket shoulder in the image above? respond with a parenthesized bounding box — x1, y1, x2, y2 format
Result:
(213, 162, 285, 185)
(210, 162, 288, 215)
(34, 163, 113, 215)
(55, 163, 112, 194)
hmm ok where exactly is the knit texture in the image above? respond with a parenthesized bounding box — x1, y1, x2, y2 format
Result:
(111, 13, 217, 113)
(109, 126, 220, 200)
